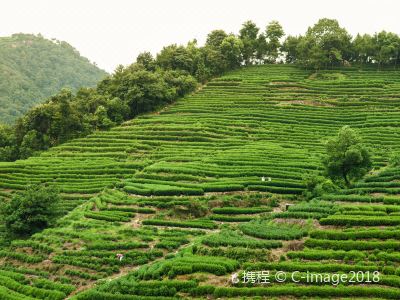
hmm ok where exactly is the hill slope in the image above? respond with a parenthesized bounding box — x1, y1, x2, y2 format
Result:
(0, 33, 107, 123)
(0, 65, 400, 299)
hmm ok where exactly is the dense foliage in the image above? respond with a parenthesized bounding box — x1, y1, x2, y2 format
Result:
(283, 18, 400, 69)
(0, 33, 107, 124)
(324, 126, 372, 186)
(0, 185, 60, 236)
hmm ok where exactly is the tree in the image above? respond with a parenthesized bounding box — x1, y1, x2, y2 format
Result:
(0, 125, 18, 161)
(220, 35, 243, 69)
(162, 69, 198, 97)
(92, 105, 115, 130)
(202, 46, 227, 76)
(105, 97, 130, 123)
(239, 20, 260, 65)
(203, 30, 232, 76)
(371, 31, 400, 68)
(255, 33, 268, 63)
(156, 44, 194, 73)
(18, 130, 42, 159)
(1, 185, 60, 236)
(136, 51, 156, 71)
(324, 126, 372, 186)
(206, 30, 228, 48)
(265, 21, 285, 62)
(49, 88, 82, 144)
(352, 34, 375, 65)
(296, 18, 352, 69)
(282, 35, 301, 63)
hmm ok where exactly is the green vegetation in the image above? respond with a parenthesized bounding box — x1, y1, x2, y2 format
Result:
(202, 230, 282, 248)
(0, 33, 107, 124)
(283, 18, 400, 69)
(1, 185, 60, 237)
(2, 18, 400, 300)
(324, 125, 372, 186)
(3, 18, 400, 163)
(239, 219, 309, 240)
(1, 62, 400, 298)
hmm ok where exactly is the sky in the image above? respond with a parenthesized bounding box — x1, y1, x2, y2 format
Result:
(1, 0, 400, 73)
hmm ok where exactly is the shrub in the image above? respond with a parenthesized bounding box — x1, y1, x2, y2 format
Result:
(209, 215, 253, 222)
(319, 215, 400, 226)
(202, 230, 282, 249)
(211, 207, 271, 214)
(239, 220, 308, 240)
(287, 249, 366, 261)
(1, 184, 60, 236)
(212, 285, 400, 298)
(305, 238, 400, 251)
(142, 219, 217, 229)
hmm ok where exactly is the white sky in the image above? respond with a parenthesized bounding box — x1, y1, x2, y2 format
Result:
(1, 0, 399, 73)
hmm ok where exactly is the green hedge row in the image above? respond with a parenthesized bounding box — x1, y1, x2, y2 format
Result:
(210, 285, 400, 298)
(193, 245, 270, 261)
(84, 211, 133, 222)
(247, 185, 303, 194)
(86, 241, 148, 251)
(310, 229, 400, 240)
(211, 206, 271, 214)
(209, 215, 253, 222)
(32, 278, 75, 295)
(320, 215, 400, 226)
(11, 241, 53, 254)
(239, 220, 308, 240)
(0, 251, 44, 264)
(0, 275, 66, 300)
(202, 230, 282, 249)
(142, 219, 217, 229)
(243, 261, 388, 274)
(124, 184, 204, 196)
(274, 211, 326, 219)
(305, 238, 400, 251)
(64, 269, 101, 280)
(287, 249, 366, 261)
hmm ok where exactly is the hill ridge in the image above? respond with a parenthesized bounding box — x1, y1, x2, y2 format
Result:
(0, 33, 107, 123)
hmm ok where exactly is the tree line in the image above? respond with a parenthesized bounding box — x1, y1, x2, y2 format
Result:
(1, 18, 400, 161)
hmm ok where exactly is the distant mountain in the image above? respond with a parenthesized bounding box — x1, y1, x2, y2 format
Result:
(0, 33, 108, 123)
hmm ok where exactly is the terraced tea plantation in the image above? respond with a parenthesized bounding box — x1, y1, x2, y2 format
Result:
(1, 64, 400, 299)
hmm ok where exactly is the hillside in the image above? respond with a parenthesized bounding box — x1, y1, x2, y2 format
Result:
(0, 33, 107, 124)
(0, 65, 400, 299)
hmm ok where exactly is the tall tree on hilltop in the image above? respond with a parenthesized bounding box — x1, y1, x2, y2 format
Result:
(136, 52, 156, 71)
(352, 34, 375, 66)
(371, 31, 400, 68)
(239, 20, 260, 65)
(265, 21, 285, 63)
(282, 35, 301, 63)
(220, 35, 244, 69)
(297, 18, 352, 69)
(206, 30, 228, 48)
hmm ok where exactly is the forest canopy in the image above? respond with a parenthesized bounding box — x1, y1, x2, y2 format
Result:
(0, 33, 107, 124)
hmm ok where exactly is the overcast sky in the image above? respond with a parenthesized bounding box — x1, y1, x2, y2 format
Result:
(1, 0, 400, 73)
